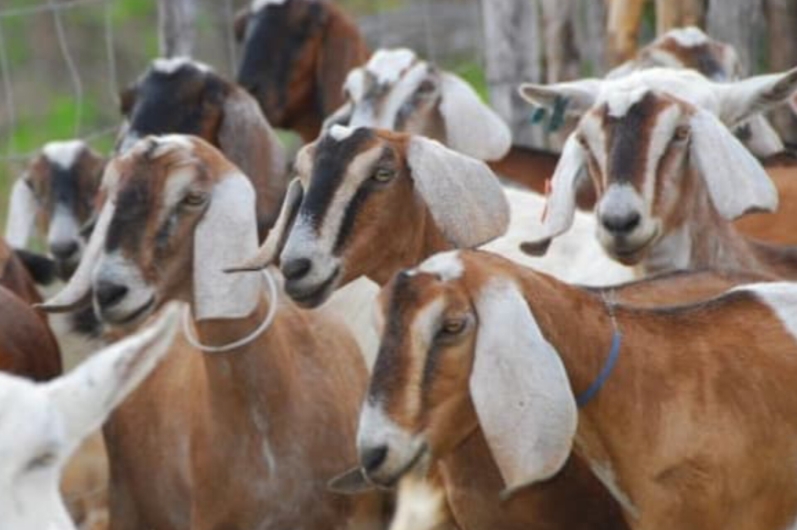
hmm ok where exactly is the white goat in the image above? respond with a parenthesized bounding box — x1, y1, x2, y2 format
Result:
(0, 304, 179, 530)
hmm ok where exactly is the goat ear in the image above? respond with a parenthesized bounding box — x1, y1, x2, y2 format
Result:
(470, 278, 577, 498)
(38, 199, 117, 313)
(518, 79, 601, 117)
(689, 109, 778, 220)
(45, 303, 180, 451)
(716, 67, 797, 126)
(738, 114, 784, 158)
(194, 173, 261, 321)
(519, 134, 585, 256)
(4, 175, 37, 249)
(226, 176, 304, 272)
(406, 136, 509, 248)
(218, 87, 288, 235)
(322, 101, 354, 131)
(233, 7, 248, 43)
(438, 72, 511, 161)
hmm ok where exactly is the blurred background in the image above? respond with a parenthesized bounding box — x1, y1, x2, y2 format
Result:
(1, 0, 795, 229)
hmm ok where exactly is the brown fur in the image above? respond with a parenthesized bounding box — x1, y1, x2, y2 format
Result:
(734, 155, 797, 244)
(236, 0, 369, 142)
(0, 238, 43, 305)
(0, 285, 61, 380)
(382, 250, 797, 530)
(92, 138, 385, 529)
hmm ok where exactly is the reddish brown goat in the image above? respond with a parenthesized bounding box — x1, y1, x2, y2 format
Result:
(235, 0, 370, 142)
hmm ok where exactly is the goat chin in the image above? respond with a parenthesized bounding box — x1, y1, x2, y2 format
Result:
(483, 187, 636, 287)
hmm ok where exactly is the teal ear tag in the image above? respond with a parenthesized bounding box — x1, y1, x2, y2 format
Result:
(547, 96, 569, 133)
(530, 106, 547, 125)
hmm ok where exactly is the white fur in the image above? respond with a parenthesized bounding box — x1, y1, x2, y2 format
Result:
(343, 68, 367, 102)
(415, 250, 463, 281)
(469, 277, 577, 495)
(357, 397, 426, 480)
(389, 476, 450, 530)
(366, 48, 417, 86)
(251, 0, 288, 11)
(151, 57, 211, 75)
(0, 306, 179, 530)
(47, 204, 83, 262)
(42, 140, 85, 169)
(4, 177, 38, 248)
(92, 250, 156, 323)
(735, 283, 797, 340)
(667, 26, 710, 48)
(329, 124, 356, 141)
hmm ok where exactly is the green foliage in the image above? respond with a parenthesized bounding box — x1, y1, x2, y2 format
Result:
(452, 60, 488, 102)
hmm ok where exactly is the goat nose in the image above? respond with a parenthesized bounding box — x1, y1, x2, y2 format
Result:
(281, 258, 312, 281)
(601, 212, 641, 234)
(361, 445, 388, 473)
(95, 281, 128, 309)
(50, 240, 79, 261)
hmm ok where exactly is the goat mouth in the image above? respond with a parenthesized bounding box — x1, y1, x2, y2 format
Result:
(102, 296, 156, 326)
(285, 268, 340, 308)
(367, 443, 429, 489)
(607, 231, 658, 265)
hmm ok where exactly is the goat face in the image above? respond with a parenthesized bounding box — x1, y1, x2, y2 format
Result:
(235, 0, 327, 127)
(0, 306, 178, 530)
(9, 141, 103, 279)
(279, 127, 417, 306)
(327, 48, 511, 161)
(118, 59, 227, 154)
(575, 90, 695, 265)
(358, 252, 478, 487)
(55, 135, 259, 327)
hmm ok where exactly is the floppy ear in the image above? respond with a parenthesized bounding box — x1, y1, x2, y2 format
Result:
(233, 7, 248, 43)
(406, 136, 509, 248)
(316, 5, 366, 116)
(4, 176, 38, 249)
(45, 302, 180, 452)
(470, 278, 577, 497)
(715, 67, 797, 126)
(38, 199, 117, 313)
(519, 79, 601, 117)
(739, 114, 784, 157)
(438, 72, 511, 161)
(226, 176, 304, 272)
(519, 134, 585, 256)
(194, 173, 261, 321)
(689, 109, 778, 220)
(218, 87, 288, 234)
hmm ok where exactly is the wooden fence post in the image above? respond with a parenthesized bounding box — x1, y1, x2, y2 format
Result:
(158, 0, 197, 58)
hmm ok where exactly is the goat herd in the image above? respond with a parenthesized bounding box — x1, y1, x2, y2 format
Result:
(3, 1, 797, 529)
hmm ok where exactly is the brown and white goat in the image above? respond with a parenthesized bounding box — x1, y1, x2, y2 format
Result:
(118, 57, 287, 237)
(365, 249, 797, 530)
(520, 67, 797, 277)
(324, 47, 564, 196)
(42, 134, 385, 530)
(235, 0, 369, 142)
(5, 140, 105, 279)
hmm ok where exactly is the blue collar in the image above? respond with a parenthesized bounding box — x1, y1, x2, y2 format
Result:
(575, 330, 622, 408)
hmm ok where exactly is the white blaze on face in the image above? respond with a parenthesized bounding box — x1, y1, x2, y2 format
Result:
(414, 251, 464, 281)
(366, 48, 417, 86)
(151, 56, 212, 75)
(251, 0, 288, 12)
(42, 140, 85, 169)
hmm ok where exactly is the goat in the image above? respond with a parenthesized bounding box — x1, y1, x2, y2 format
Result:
(41, 134, 386, 530)
(1, 236, 46, 305)
(519, 66, 797, 277)
(608, 26, 785, 157)
(118, 57, 287, 237)
(233, 126, 633, 306)
(362, 248, 797, 530)
(235, 0, 369, 142)
(324, 47, 564, 196)
(5, 140, 105, 279)
(0, 304, 179, 530)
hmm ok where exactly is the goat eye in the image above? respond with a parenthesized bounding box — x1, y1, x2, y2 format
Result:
(26, 452, 56, 471)
(417, 80, 436, 94)
(673, 125, 690, 142)
(440, 318, 468, 337)
(181, 191, 208, 207)
(371, 168, 395, 183)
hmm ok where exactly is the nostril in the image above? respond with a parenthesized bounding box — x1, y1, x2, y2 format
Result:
(281, 258, 312, 281)
(361, 445, 388, 473)
(96, 281, 128, 309)
(50, 240, 79, 261)
(601, 212, 641, 234)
